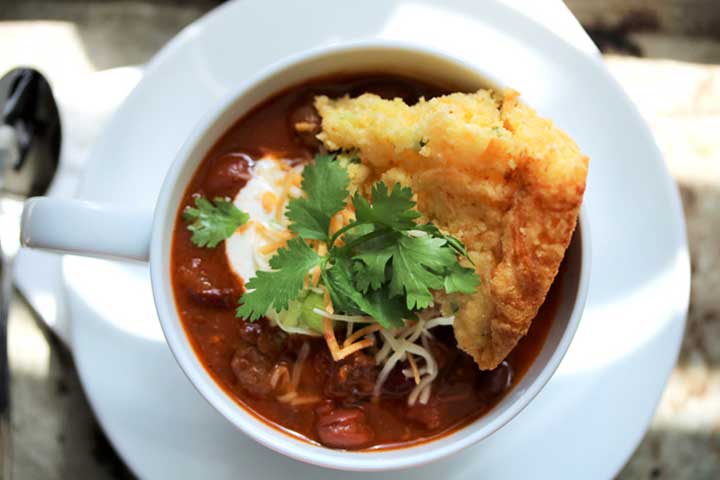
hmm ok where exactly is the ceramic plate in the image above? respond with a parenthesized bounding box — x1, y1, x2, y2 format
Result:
(61, 0, 689, 478)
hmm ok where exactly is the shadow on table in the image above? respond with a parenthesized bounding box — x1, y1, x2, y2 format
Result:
(10, 293, 134, 479)
(617, 178, 720, 478)
(618, 428, 720, 479)
(674, 181, 720, 369)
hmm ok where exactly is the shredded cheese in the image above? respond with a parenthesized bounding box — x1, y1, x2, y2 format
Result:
(261, 191, 278, 213)
(254, 221, 270, 237)
(260, 238, 288, 255)
(333, 338, 374, 360)
(322, 315, 376, 361)
(310, 266, 321, 287)
(323, 317, 341, 358)
(341, 208, 355, 222)
(407, 352, 420, 385)
(329, 213, 343, 236)
(322, 292, 334, 314)
(235, 220, 253, 234)
(290, 171, 302, 187)
(343, 324, 382, 348)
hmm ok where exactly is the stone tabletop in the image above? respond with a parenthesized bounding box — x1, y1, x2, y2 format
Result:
(1, 1, 719, 478)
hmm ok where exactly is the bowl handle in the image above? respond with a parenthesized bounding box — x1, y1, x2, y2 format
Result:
(20, 197, 153, 261)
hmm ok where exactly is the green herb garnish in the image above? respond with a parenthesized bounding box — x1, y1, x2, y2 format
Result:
(183, 196, 249, 248)
(236, 154, 479, 329)
(236, 238, 322, 321)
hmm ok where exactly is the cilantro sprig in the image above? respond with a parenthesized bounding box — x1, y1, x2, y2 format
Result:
(236, 154, 479, 329)
(286, 155, 349, 241)
(236, 238, 321, 321)
(183, 196, 249, 248)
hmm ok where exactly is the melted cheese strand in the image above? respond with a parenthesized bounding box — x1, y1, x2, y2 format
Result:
(270, 365, 290, 389)
(407, 353, 420, 385)
(408, 375, 435, 406)
(291, 342, 310, 390)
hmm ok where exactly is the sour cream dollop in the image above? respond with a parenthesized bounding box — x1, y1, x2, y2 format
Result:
(224, 156, 303, 283)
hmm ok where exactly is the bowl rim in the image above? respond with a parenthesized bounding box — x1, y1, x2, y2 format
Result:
(149, 39, 592, 472)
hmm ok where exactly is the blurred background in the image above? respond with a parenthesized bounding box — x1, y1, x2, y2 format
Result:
(0, 0, 718, 478)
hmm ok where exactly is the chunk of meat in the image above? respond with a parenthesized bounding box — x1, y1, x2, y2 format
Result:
(315, 90, 588, 369)
(231, 342, 275, 398)
(237, 319, 287, 359)
(176, 259, 239, 308)
(379, 362, 415, 398)
(316, 408, 375, 449)
(204, 152, 253, 197)
(325, 351, 378, 400)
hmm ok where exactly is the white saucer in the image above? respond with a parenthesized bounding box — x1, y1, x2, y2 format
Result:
(59, 0, 689, 478)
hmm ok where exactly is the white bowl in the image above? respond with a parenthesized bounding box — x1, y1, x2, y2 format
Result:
(150, 41, 591, 472)
(21, 39, 590, 472)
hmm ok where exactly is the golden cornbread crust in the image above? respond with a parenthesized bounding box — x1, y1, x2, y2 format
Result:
(315, 89, 588, 370)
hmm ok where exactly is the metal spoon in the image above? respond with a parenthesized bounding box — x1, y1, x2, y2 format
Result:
(0, 67, 61, 479)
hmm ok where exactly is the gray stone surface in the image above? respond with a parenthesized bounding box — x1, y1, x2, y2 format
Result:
(1, 1, 719, 479)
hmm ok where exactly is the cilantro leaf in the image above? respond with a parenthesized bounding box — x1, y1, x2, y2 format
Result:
(287, 154, 349, 241)
(322, 256, 405, 328)
(322, 256, 366, 316)
(363, 288, 412, 328)
(353, 255, 390, 293)
(183, 196, 249, 248)
(416, 223, 472, 261)
(236, 238, 321, 320)
(444, 264, 481, 294)
(352, 182, 420, 230)
(388, 236, 457, 310)
(351, 231, 395, 292)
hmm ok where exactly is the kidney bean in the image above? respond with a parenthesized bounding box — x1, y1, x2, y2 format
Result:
(485, 360, 513, 395)
(204, 152, 253, 196)
(288, 100, 321, 148)
(316, 408, 375, 449)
